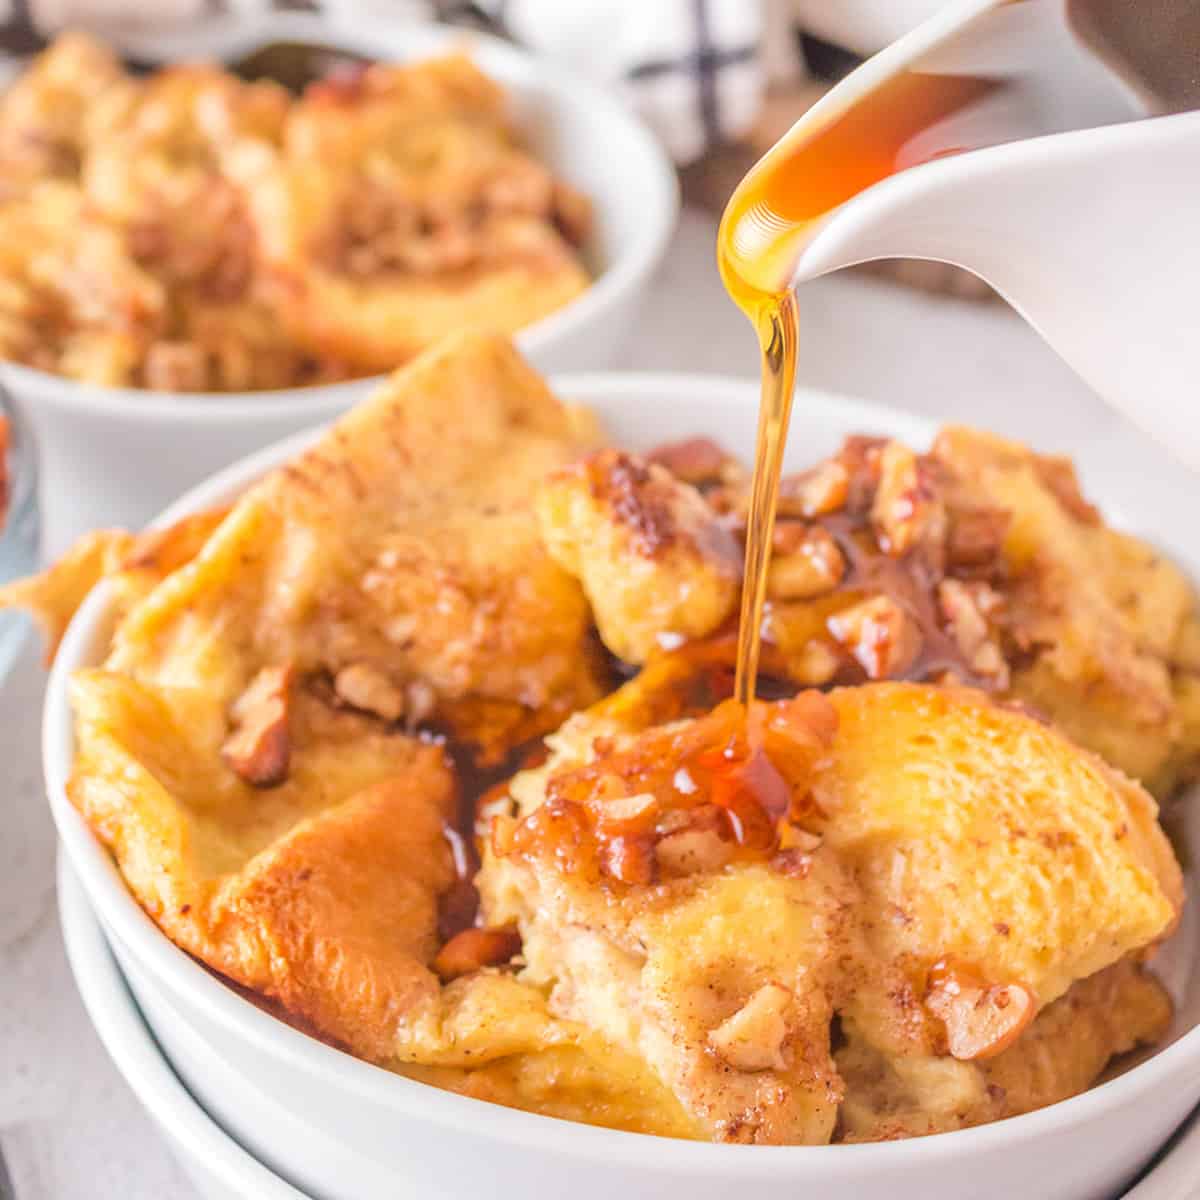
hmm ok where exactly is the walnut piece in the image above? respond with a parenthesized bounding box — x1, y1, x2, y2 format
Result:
(334, 662, 406, 722)
(827, 595, 921, 679)
(871, 441, 947, 558)
(433, 926, 522, 981)
(938, 580, 1010, 688)
(778, 459, 850, 518)
(708, 983, 793, 1072)
(767, 523, 845, 600)
(646, 436, 737, 486)
(655, 827, 733, 877)
(221, 664, 294, 787)
(925, 959, 1036, 1061)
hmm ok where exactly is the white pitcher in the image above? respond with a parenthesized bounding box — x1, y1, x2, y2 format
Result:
(758, 0, 1200, 461)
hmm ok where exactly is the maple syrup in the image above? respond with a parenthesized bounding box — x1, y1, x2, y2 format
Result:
(718, 64, 1002, 707)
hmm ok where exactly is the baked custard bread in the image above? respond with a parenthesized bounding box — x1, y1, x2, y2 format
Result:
(3, 334, 1194, 1142)
(0, 36, 591, 390)
(542, 430, 1200, 799)
(233, 53, 591, 370)
(476, 681, 1180, 1142)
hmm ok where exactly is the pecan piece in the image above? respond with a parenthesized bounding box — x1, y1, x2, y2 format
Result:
(828, 595, 921, 679)
(333, 662, 406, 722)
(708, 983, 793, 1072)
(778, 459, 850, 518)
(434, 926, 522, 982)
(655, 827, 733, 877)
(947, 506, 1010, 568)
(603, 835, 656, 885)
(871, 441, 946, 558)
(222, 664, 294, 787)
(143, 341, 210, 392)
(646, 436, 736, 486)
(925, 959, 1036, 1061)
(767, 523, 845, 600)
(938, 580, 1010, 687)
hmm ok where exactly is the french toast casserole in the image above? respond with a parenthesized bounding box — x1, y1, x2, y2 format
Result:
(8, 334, 1197, 1143)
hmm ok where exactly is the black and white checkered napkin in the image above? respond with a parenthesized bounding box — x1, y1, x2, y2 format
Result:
(0, 0, 767, 164)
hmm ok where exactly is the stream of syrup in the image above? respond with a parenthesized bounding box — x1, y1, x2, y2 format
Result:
(718, 59, 1003, 706)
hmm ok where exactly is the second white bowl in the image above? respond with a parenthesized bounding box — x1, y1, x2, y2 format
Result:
(9, 13, 678, 554)
(45, 373, 1200, 1200)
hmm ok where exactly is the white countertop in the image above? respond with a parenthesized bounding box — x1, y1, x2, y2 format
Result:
(2, 208, 1195, 1198)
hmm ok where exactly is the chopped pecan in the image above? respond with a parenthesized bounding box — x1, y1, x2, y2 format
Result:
(142, 341, 210, 392)
(655, 827, 733, 877)
(947, 506, 1010, 568)
(708, 983, 793, 1072)
(602, 834, 656, 885)
(405, 679, 436, 725)
(333, 662, 406, 722)
(222, 664, 294, 787)
(790, 639, 842, 686)
(433, 926, 522, 981)
(778, 459, 850, 518)
(840, 436, 888, 512)
(938, 580, 1010, 687)
(596, 791, 659, 834)
(767, 524, 845, 600)
(828, 595, 921, 679)
(871, 441, 947, 558)
(647, 437, 737, 486)
(925, 958, 1036, 1061)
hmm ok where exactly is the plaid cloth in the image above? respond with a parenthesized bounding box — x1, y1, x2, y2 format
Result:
(0, 0, 768, 164)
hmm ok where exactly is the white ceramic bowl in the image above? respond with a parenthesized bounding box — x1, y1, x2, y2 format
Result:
(59, 849, 1200, 1200)
(8, 13, 678, 555)
(58, 855, 307, 1200)
(45, 375, 1200, 1200)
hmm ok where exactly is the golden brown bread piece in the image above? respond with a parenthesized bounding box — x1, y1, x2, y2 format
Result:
(37, 335, 611, 1061)
(476, 681, 1181, 1143)
(94, 333, 606, 761)
(537, 449, 742, 663)
(0, 39, 590, 388)
(838, 958, 1172, 1141)
(70, 670, 456, 1059)
(234, 53, 590, 370)
(633, 426, 1200, 800)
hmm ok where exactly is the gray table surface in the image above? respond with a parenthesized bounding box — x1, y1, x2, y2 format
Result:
(2, 208, 1196, 1198)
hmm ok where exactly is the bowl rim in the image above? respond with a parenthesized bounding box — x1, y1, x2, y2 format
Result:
(57, 852, 308, 1199)
(43, 370, 1200, 1172)
(0, 13, 678, 421)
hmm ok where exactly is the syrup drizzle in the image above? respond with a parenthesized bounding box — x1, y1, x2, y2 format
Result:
(718, 49, 1005, 708)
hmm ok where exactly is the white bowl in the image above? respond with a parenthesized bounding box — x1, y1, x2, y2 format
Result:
(7, 12, 678, 555)
(57, 854, 307, 1200)
(44, 374, 1200, 1200)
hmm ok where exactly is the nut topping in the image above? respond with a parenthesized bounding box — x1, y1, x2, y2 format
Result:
(655, 827, 733, 877)
(222, 664, 294, 787)
(333, 662, 406, 722)
(767, 524, 845, 600)
(828, 595, 921, 680)
(925, 959, 1036, 1061)
(434, 926, 523, 981)
(708, 983, 793, 1072)
(871, 441, 947, 558)
(778, 459, 850, 518)
(938, 580, 1010, 687)
(647, 437, 739, 487)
